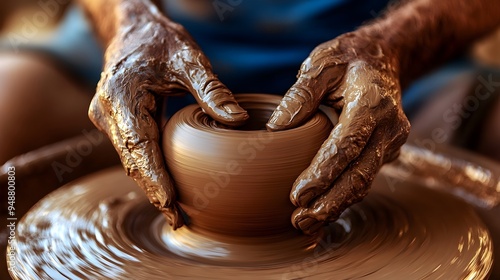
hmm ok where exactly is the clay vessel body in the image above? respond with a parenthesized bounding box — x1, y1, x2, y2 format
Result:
(163, 94, 333, 236)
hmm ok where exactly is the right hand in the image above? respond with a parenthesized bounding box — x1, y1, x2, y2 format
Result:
(88, 4, 248, 229)
(266, 31, 410, 234)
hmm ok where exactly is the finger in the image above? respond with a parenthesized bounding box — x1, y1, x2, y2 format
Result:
(290, 102, 376, 208)
(89, 86, 184, 228)
(292, 141, 383, 234)
(161, 203, 185, 230)
(266, 54, 346, 131)
(168, 49, 248, 126)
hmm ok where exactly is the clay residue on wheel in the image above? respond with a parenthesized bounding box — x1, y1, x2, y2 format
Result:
(7, 168, 493, 279)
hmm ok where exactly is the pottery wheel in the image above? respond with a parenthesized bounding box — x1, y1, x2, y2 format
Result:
(8, 167, 493, 279)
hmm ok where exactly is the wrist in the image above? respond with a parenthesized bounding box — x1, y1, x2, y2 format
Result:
(349, 27, 402, 77)
(356, 0, 500, 88)
(357, 18, 425, 89)
(115, 0, 162, 33)
(80, 0, 163, 48)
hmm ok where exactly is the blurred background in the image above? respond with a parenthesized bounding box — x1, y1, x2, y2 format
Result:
(0, 1, 68, 38)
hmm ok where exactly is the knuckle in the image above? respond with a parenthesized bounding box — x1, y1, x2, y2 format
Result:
(286, 84, 315, 106)
(315, 200, 341, 224)
(352, 169, 373, 193)
(346, 187, 369, 207)
(339, 133, 368, 156)
(168, 21, 188, 35)
(172, 46, 204, 64)
(311, 36, 342, 56)
(399, 114, 411, 138)
(310, 43, 332, 58)
(125, 136, 154, 155)
(392, 111, 411, 144)
(379, 113, 409, 163)
(384, 147, 401, 163)
(88, 96, 100, 118)
(382, 106, 410, 143)
(88, 95, 106, 126)
(201, 79, 230, 100)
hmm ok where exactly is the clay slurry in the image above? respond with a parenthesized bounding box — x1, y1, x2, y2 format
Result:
(7, 167, 493, 279)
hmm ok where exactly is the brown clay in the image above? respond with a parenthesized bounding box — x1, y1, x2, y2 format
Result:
(162, 94, 332, 236)
(7, 167, 493, 279)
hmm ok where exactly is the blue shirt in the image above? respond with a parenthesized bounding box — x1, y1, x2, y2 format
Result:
(164, 0, 389, 94)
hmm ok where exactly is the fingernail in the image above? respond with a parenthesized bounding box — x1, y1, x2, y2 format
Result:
(266, 111, 290, 131)
(297, 217, 315, 229)
(222, 103, 247, 114)
(307, 222, 323, 234)
(297, 217, 322, 234)
(298, 190, 316, 207)
(290, 177, 314, 207)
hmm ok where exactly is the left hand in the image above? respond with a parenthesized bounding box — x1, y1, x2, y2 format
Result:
(88, 4, 248, 229)
(266, 30, 410, 234)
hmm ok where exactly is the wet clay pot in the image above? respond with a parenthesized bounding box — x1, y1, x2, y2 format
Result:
(162, 94, 333, 236)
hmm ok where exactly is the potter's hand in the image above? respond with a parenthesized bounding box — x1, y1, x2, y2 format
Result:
(88, 7, 248, 229)
(267, 31, 410, 234)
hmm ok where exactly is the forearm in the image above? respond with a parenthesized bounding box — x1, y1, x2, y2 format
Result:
(77, 0, 163, 47)
(362, 0, 500, 88)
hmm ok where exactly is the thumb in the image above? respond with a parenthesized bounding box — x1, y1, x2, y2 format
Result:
(266, 56, 346, 131)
